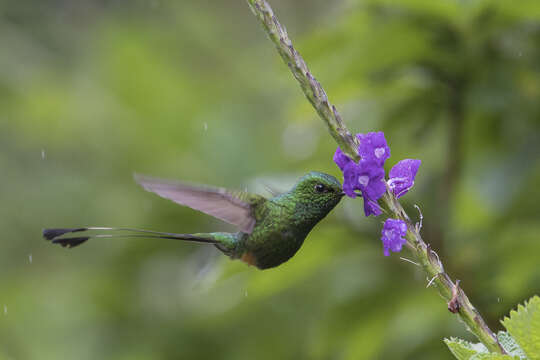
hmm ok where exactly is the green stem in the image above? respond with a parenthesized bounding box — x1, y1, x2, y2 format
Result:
(246, 0, 505, 354)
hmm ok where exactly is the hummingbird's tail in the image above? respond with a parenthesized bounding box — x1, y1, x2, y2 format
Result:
(42, 227, 220, 248)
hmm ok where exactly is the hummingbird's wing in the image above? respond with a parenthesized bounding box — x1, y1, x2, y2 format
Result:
(134, 174, 266, 234)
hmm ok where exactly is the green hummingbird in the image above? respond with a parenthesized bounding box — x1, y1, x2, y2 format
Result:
(43, 171, 344, 269)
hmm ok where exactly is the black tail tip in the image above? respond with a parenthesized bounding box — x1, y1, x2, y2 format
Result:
(51, 237, 90, 248)
(43, 228, 87, 240)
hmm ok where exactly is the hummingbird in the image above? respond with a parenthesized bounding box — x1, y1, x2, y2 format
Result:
(43, 171, 344, 270)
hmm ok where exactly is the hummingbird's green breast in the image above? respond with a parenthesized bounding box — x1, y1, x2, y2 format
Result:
(233, 198, 304, 269)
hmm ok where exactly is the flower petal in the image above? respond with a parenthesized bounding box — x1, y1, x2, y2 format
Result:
(342, 162, 359, 198)
(356, 159, 386, 216)
(381, 218, 408, 256)
(356, 132, 390, 166)
(363, 192, 382, 217)
(388, 159, 421, 198)
(333, 147, 351, 172)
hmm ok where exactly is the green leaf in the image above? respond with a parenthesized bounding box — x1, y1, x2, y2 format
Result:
(444, 337, 488, 359)
(501, 296, 540, 360)
(471, 354, 520, 360)
(497, 331, 527, 359)
(444, 337, 521, 360)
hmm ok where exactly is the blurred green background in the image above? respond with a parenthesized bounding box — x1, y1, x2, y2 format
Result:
(1, 0, 539, 359)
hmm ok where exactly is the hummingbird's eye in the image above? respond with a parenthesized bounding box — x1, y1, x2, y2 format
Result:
(314, 184, 326, 193)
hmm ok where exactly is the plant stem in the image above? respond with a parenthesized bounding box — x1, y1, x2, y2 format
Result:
(246, 0, 505, 354)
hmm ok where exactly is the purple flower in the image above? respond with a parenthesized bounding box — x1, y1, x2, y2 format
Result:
(363, 196, 383, 217)
(333, 147, 352, 172)
(339, 159, 386, 215)
(356, 132, 390, 166)
(333, 132, 392, 216)
(381, 219, 408, 256)
(342, 161, 359, 198)
(388, 159, 421, 198)
(356, 160, 386, 216)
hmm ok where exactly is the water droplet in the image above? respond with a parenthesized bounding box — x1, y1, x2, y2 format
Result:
(245, 290, 248, 297)
(29, 254, 33, 264)
(203, 122, 208, 131)
(3, 305, 7, 315)
(518, 51, 523, 57)
(41, 149, 46, 160)
(497, 297, 501, 303)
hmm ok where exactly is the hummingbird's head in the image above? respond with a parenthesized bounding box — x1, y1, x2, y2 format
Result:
(292, 171, 345, 212)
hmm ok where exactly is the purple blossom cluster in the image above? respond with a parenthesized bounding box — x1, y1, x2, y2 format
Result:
(333, 132, 420, 256)
(333, 132, 389, 216)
